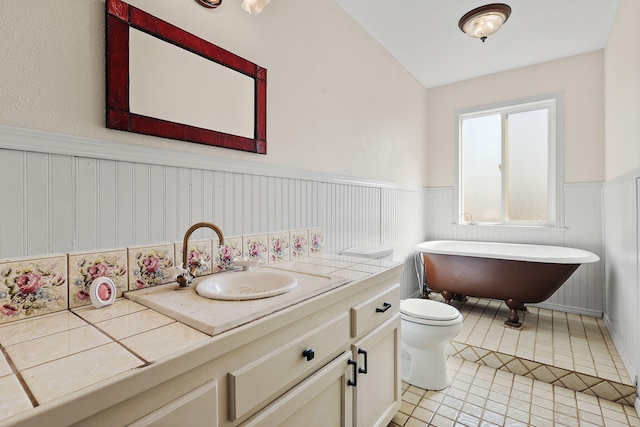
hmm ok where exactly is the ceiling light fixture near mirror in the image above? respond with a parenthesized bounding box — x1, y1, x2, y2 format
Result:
(458, 3, 511, 42)
(241, 0, 270, 15)
(195, 0, 271, 15)
(195, 0, 222, 8)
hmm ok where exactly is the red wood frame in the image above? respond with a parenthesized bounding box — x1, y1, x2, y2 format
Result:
(106, 0, 267, 154)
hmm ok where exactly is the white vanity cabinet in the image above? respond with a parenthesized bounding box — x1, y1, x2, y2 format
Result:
(351, 315, 401, 427)
(349, 284, 401, 427)
(128, 381, 219, 427)
(238, 280, 401, 427)
(5, 265, 402, 427)
(241, 352, 355, 427)
(227, 313, 351, 422)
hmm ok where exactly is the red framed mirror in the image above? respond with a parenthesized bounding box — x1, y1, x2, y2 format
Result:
(106, 0, 267, 154)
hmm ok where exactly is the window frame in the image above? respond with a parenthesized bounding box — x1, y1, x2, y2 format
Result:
(454, 94, 564, 228)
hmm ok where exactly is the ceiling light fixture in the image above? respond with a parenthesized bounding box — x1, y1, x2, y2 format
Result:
(195, 0, 222, 8)
(195, 0, 271, 15)
(241, 0, 271, 15)
(458, 3, 511, 42)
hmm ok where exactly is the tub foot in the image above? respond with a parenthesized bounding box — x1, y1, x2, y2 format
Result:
(452, 294, 468, 302)
(441, 290, 454, 305)
(504, 298, 523, 328)
(504, 319, 522, 328)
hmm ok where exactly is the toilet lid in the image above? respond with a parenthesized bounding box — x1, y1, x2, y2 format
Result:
(400, 299, 461, 321)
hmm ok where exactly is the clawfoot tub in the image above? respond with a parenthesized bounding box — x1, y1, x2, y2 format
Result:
(416, 240, 600, 328)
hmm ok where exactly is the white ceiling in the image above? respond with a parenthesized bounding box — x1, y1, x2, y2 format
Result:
(336, 0, 621, 88)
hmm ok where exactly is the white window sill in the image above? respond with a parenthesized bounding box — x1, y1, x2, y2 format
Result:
(452, 223, 567, 231)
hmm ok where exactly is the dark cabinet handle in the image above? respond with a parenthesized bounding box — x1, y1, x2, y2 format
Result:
(347, 359, 357, 386)
(302, 348, 315, 361)
(376, 302, 392, 313)
(358, 348, 368, 374)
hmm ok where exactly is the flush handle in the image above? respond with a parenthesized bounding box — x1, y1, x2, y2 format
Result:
(376, 302, 392, 313)
(302, 348, 315, 361)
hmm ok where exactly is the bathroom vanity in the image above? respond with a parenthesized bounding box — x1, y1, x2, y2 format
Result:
(5, 261, 402, 426)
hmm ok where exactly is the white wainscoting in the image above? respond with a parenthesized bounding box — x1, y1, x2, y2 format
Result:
(0, 126, 428, 300)
(424, 183, 604, 316)
(602, 174, 639, 388)
(0, 126, 609, 310)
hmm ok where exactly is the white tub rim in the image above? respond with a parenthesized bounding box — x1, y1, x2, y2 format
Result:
(415, 240, 599, 264)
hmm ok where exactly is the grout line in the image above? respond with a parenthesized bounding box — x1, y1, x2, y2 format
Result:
(0, 343, 39, 407)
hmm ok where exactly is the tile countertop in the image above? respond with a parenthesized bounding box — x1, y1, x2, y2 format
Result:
(0, 254, 399, 423)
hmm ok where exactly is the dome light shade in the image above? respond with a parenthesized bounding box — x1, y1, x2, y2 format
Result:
(458, 3, 511, 42)
(195, 0, 271, 15)
(241, 0, 271, 15)
(196, 0, 222, 8)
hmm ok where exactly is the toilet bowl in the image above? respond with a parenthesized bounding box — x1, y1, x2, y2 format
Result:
(400, 298, 463, 390)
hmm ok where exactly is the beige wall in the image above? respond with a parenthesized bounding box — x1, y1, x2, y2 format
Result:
(427, 51, 605, 187)
(0, 0, 428, 187)
(605, 0, 640, 181)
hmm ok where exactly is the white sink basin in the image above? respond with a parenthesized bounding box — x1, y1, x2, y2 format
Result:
(195, 270, 298, 300)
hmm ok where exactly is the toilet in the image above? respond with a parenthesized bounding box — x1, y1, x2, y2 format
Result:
(400, 298, 463, 390)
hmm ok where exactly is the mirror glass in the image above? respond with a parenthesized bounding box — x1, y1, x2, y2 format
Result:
(106, 0, 267, 154)
(129, 28, 255, 139)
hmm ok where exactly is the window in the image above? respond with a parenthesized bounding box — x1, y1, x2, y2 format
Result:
(456, 96, 563, 227)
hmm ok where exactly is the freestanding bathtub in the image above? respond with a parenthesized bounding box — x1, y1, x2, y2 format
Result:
(416, 240, 600, 328)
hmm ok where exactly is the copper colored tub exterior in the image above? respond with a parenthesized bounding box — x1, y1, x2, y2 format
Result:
(423, 253, 580, 328)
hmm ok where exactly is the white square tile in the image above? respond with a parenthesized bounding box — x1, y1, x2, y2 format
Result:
(120, 322, 208, 361)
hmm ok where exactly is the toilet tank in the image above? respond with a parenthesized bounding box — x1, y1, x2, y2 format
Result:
(340, 245, 393, 261)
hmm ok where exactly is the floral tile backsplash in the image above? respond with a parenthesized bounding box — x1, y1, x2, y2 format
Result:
(309, 228, 324, 254)
(128, 244, 175, 290)
(0, 255, 67, 324)
(242, 234, 268, 262)
(216, 237, 242, 272)
(68, 250, 128, 309)
(290, 230, 309, 259)
(269, 232, 290, 263)
(0, 228, 323, 325)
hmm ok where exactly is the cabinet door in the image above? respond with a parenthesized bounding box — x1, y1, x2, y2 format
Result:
(241, 352, 354, 427)
(351, 314, 401, 427)
(128, 380, 218, 427)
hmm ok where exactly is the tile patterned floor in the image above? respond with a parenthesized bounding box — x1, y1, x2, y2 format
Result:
(389, 358, 640, 427)
(390, 295, 640, 426)
(442, 297, 636, 406)
(450, 297, 631, 385)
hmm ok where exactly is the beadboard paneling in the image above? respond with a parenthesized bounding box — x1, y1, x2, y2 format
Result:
(562, 183, 604, 312)
(602, 176, 639, 381)
(3, 127, 608, 312)
(0, 127, 427, 300)
(51, 154, 74, 253)
(424, 183, 604, 315)
(381, 187, 429, 299)
(324, 183, 381, 254)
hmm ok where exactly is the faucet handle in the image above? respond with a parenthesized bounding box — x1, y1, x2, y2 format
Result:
(175, 263, 192, 288)
(232, 257, 262, 271)
(175, 263, 188, 278)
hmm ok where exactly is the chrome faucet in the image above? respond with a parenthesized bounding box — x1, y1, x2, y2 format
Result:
(176, 222, 225, 288)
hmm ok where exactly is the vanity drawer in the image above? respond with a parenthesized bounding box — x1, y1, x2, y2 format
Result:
(228, 313, 349, 421)
(350, 283, 400, 338)
(240, 352, 353, 427)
